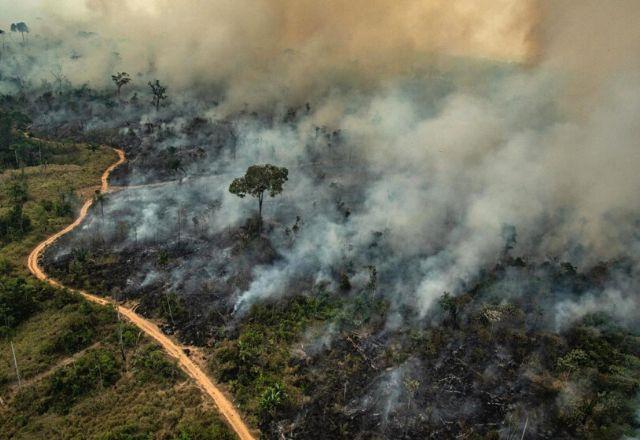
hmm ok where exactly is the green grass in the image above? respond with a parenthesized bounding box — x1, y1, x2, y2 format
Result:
(2, 338, 234, 440)
(0, 140, 117, 275)
(0, 291, 116, 393)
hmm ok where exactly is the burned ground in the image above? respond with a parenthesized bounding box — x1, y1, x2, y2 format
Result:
(2, 45, 640, 439)
(41, 194, 640, 439)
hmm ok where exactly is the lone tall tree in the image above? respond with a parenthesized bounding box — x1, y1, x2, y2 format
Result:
(148, 80, 167, 111)
(229, 164, 288, 225)
(93, 189, 107, 217)
(111, 72, 131, 97)
(10, 22, 29, 44)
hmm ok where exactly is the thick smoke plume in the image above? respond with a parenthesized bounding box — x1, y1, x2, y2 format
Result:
(3, 0, 535, 107)
(3, 0, 640, 324)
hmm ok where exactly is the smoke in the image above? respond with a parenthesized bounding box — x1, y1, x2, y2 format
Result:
(2, 0, 536, 108)
(4, 0, 640, 325)
(536, 0, 640, 104)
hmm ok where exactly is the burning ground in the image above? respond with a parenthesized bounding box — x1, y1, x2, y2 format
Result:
(2, 0, 640, 438)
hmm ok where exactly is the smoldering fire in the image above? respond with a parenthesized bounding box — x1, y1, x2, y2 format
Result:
(2, 1, 640, 438)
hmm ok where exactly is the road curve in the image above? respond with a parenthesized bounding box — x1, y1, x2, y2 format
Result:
(27, 148, 256, 440)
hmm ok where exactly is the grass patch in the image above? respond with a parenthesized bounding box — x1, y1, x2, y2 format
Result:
(0, 297, 113, 391)
(0, 141, 117, 275)
(2, 339, 233, 439)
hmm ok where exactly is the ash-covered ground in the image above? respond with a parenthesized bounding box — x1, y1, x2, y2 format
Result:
(2, 1, 640, 438)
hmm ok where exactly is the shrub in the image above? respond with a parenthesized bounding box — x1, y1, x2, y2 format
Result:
(46, 312, 96, 354)
(132, 345, 182, 383)
(46, 349, 121, 413)
(174, 416, 234, 440)
(0, 276, 39, 336)
(259, 382, 287, 417)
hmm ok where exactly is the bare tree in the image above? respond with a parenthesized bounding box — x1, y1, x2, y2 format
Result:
(93, 190, 107, 217)
(148, 79, 167, 111)
(116, 309, 127, 368)
(50, 67, 68, 94)
(10, 341, 21, 388)
(111, 72, 131, 97)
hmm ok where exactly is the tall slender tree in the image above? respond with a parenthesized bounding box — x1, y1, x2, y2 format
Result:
(10, 22, 29, 44)
(93, 189, 106, 217)
(10, 341, 21, 388)
(148, 80, 167, 111)
(111, 72, 131, 97)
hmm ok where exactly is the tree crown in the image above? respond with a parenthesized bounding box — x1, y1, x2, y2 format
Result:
(229, 164, 289, 199)
(148, 80, 167, 98)
(11, 23, 29, 33)
(112, 72, 131, 87)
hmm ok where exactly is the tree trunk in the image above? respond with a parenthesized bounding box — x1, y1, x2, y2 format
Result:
(117, 310, 126, 368)
(177, 209, 181, 243)
(10, 342, 21, 388)
(258, 192, 264, 232)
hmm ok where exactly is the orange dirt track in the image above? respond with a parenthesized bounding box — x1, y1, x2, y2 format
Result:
(27, 148, 255, 440)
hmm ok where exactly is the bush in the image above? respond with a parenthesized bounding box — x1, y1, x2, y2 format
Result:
(132, 345, 182, 383)
(174, 416, 235, 440)
(95, 424, 152, 440)
(0, 258, 13, 275)
(46, 312, 96, 354)
(46, 348, 121, 413)
(557, 349, 590, 374)
(259, 382, 287, 417)
(0, 276, 39, 336)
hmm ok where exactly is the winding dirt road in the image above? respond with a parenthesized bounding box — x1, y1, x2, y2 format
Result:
(27, 148, 255, 440)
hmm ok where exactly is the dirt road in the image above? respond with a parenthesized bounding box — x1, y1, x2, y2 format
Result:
(27, 148, 256, 440)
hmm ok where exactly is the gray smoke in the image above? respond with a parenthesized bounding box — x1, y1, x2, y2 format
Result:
(3, 0, 640, 326)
